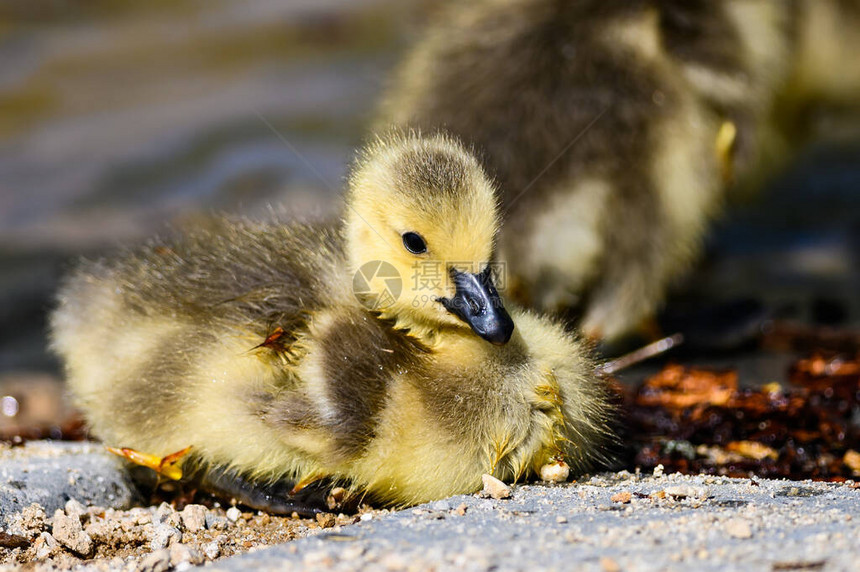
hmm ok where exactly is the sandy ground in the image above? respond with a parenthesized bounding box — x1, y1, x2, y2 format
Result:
(0, 442, 386, 571)
(1, 498, 371, 571)
(213, 471, 860, 572)
(3, 442, 860, 571)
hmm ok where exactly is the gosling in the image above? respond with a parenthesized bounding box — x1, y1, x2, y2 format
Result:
(379, 0, 860, 340)
(51, 132, 614, 512)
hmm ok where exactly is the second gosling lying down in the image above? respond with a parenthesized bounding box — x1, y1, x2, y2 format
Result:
(51, 133, 614, 510)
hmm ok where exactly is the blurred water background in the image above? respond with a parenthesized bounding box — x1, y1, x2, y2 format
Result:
(0, 1, 858, 433)
(0, 0, 431, 374)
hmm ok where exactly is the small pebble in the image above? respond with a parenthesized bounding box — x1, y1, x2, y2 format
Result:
(611, 492, 632, 504)
(155, 502, 174, 523)
(32, 532, 59, 560)
(179, 505, 207, 533)
(169, 542, 205, 567)
(150, 523, 181, 550)
(205, 513, 228, 530)
(51, 509, 94, 557)
(226, 507, 242, 523)
(725, 517, 753, 539)
(540, 460, 570, 483)
(481, 474, 512, 499)
(138, 548, 171, 572)
(64, 498, 86, 519)
(316, 513, 336, 529)
(203, 539, 222, 560)
(163, 512, 183, 530)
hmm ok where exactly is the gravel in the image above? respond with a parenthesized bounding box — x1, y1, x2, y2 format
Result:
(1, 492, 367, 570)
(0, 441, 373, 570)
(210, 470, 860, 572)
(4, 441, 860, 571)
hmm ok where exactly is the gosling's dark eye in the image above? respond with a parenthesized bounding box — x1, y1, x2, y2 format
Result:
(402, 232, 427, 254)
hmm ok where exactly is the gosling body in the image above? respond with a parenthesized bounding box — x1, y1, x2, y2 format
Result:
(51, 133, 613, 508)
(380, 0, 860, 340)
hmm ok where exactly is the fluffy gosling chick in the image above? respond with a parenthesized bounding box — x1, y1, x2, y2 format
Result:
(50, 132, 613, 510)
(379, 0, 860, 340)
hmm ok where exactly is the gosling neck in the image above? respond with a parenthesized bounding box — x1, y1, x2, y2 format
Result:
(377, 304, 502, 354)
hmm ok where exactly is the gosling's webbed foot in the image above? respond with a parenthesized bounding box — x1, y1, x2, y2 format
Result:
(194, 466, 358, 517)
(106, 445, 193, 481)
(110, 446, 353, 516)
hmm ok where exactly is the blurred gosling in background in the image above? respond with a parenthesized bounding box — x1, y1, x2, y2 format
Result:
(380, 0, 860, 341)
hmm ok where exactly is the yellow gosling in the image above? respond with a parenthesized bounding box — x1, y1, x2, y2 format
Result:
(51, 132, 614, 512)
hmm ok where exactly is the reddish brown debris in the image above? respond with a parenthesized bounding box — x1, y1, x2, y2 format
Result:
(635, 365, 736, 411)
(621, 352, 860, 481)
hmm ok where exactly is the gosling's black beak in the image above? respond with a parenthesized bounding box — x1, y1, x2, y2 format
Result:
(437, 266, 515, 345)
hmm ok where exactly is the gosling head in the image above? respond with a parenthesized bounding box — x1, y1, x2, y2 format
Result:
(345, 132, 514, 345)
